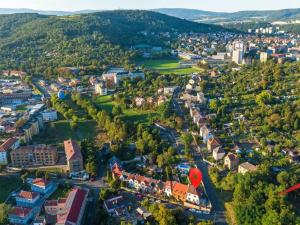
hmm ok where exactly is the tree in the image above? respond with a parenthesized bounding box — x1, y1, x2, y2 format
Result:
(0, 203, 11, 225)
(181, 133, 193, 148)
(209, 99, 218, 111)
(255, 91, 272, 107)
(21, 172, 28, 184)
(112, 105, 123, 117)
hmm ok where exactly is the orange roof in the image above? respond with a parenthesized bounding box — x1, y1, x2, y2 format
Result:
(208, 137, 221, 146)
(0, 137, 18, 152)
(64, 139, 83, 161)
(165, 181, 188, 202)
(226, 153, 238, 161)
(112, 164, 123, 177)
(18, 191, 39, 200)
(32, 178, 50, 188)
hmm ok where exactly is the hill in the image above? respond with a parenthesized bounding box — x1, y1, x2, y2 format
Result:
(0, 8, 100, 16)
(154, 8, 300, 24)
(0, 10, 224, 75)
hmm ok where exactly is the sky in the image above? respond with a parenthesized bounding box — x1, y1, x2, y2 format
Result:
(0, 0, 300, 12)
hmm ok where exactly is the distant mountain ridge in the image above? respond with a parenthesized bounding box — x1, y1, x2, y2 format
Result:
(0, 10, 224, 73)
(0, 8, 100, 16)
(153, 8, 300, 24)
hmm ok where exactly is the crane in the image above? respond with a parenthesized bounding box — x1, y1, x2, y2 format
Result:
(280, 183, 300, 195)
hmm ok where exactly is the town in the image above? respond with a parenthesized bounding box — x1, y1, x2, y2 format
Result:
(0, 3, 299, 225)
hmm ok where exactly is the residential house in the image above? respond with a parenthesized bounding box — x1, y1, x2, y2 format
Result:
(212, 147, 225, 161)
(16, 191, 41, 208)
(197, 92, 207, 104)
(104, 195, 127, 216)
(64, 139, 84, 173)
(224, 153, 239, 170)
(163, 86, 178, 96)
(9, 207, 35, 225)
(238, 162, 257, 175)
(199, 125, 213, 143)
(207, 137, 221, 152)
(95, 80, 108, 96)
(0, 137, 20, 165)
(157, 96, 168, 105)
(135, 97, 145, 107)
(31, 178, 55, 195)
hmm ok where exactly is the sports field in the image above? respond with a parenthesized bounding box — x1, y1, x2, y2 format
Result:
(141, 59, 202, 74)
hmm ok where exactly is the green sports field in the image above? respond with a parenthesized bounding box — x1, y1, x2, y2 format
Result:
(141, 59, 202, 75)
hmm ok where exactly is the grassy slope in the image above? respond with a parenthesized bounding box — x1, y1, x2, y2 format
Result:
(33, 120, 98, 144)
(0, 176, 21, 203)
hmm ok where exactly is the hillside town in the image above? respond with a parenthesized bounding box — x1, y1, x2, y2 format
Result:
(0, 3, 299, 225)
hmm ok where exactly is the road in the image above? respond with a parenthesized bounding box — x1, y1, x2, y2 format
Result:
(171, 89, 227, 224)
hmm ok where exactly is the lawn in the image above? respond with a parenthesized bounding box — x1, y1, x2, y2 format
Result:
(33, 120, 98, 144)
(0, 175, 21, 203)
(49, 184, 71, 200)
(140, 59, 203, 75)
(95, 95, 114, 112)
(95, 95, 158, 124)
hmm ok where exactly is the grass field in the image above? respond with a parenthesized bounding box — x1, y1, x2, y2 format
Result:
(33, 120, 98, 144)
(0, 176, 21, 203)
(141, 59, 202, 75)
(95, 95, 158, 123)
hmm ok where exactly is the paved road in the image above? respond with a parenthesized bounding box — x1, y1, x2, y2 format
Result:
(171, 88, 227, 224)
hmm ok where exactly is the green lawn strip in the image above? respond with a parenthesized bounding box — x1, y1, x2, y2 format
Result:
(0, 176, 21, 203)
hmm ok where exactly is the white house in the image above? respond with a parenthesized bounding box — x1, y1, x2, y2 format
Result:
(186, 185, 200, 205)
(95, 81, 107, 96)
(238, 162, 257, 175)
(212, 147, 225, 161)
(41, 110, 57, 122)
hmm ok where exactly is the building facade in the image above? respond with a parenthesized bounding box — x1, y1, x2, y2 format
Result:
(10, 145, 58, 168)
(64, 139, 84, 173)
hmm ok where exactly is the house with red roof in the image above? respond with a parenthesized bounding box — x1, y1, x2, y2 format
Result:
(0, 137, 20, 165)
(31, 178, 56, 196)
(16, 191, 41, 208)
(9, 206, 35, 225)
(64, 139, 83, 173)
(207, 137, 221, 152)
(111, 160, 203, 207)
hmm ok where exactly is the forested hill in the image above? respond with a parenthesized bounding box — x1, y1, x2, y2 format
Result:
(0, 10, 224, 75)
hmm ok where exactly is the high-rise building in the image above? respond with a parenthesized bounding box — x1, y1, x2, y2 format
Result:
(232, 49, 244, 65)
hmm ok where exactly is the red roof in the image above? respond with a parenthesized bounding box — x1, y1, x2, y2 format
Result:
(32, 178, 50, 188)
(66, 188, 88, 223)
(64, 139, 83, 161)
(10, 207, 31, 217)
(18, 191, 39, 200)
(0, 137, 18, 152)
